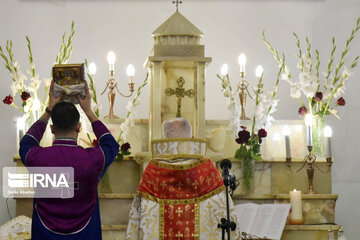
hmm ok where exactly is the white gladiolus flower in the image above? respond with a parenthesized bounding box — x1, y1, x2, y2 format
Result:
(334, 85, 346, 99)
(290, 86, 301, 98)
(43, 78, 51, 87)
(10, 83, 18, 95)
(342, 66, 353, 79)
(12, 61, 19, 70)
(297, 59, 303, 69)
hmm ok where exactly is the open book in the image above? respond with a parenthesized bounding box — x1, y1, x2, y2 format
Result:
(234, 203, 291, 240)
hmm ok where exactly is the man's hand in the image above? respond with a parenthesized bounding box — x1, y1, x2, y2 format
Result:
(48, 79, 63, 110)
(76, 81, 98, 123)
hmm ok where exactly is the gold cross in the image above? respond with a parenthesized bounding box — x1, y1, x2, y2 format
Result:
(172, 0, 182, 12)
(175, 231, 183, 240)
(161, 181, 167, 190)
(192, 180, 198, 190)
(176, 207, 183, 217)
(165, 77, 195, 118)
(177, 181, 183, 190)
(206, 177, 211, 186)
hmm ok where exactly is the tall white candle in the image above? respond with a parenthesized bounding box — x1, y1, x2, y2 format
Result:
(324, 125, 332, 158)
(290, 189, 303, 220)
(107, 51, 116, 72)
(283, 125, 291, 158)
(289, 189, 303, 220)
(305, 114, 313, 146)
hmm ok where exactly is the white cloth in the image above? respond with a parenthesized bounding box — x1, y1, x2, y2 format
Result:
(53, 83, 86, 104)
(126, 190, 241, 240)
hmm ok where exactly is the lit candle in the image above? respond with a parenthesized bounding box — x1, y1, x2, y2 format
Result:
(126, 64, 135, 83)
(220, 63, 229, 76)
(282, 125, 291, 158)
(89, 62, 97, 75)
(107, 51, 116, 72)
(255, 65, 264, 78)
(324, 125, 332, 158)
(238, 53, 247, 74)
(32, 98, 41, 121)
(289, 189, 303, 221)
(305, 114, 313, 147)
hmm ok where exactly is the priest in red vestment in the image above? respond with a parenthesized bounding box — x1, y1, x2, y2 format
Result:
(126, 118, 240, 240)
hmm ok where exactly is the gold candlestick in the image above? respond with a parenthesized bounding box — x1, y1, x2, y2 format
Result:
(286, 145, 332, 194)
(101, 70, 135, 119)
(237, 72, 251, 120)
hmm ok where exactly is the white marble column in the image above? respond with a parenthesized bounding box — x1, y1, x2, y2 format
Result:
(196, 62, 206, 139)
(149, 61, 162, 147)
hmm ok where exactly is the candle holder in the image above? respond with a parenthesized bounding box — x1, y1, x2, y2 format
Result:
(101, 69, 135, 119)
(235, 75, 251, 120)
(286, 146, 332, 194)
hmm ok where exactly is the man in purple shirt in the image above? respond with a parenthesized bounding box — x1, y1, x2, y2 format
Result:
(19, 80, 119, 239)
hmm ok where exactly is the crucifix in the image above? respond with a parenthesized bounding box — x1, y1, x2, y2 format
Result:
(172, 0, 182, 12)
(165, 77, 195, 118)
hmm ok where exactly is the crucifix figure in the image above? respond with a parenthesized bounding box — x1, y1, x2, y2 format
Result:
(172, 0, 182, 12)
(165, 77, 195, 118)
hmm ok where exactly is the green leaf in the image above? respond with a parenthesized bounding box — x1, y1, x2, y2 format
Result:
(253, 154, 262, 161)
(252, 143, 260, 155)
(235, 145, 248, 160)
(116, 153, 124, 162)
(122, 151, 131, 156)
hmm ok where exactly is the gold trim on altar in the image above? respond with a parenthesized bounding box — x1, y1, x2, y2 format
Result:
(151, 138, 207, 160)
(150, 158, 207, 170)
(136, 185, 225, 205)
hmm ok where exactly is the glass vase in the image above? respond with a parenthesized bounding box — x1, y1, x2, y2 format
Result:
(312, 115, 325, 156)
(241, 156, 255, 194)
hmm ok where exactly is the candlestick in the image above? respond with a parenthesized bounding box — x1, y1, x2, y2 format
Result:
(282, 125, 291, 159)
(305, 114, 313, 147)
(101, 54, 135, 119)
(289, 189, 303, 224)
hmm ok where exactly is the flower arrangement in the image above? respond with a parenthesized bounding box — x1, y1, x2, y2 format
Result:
(263, 18, 360, 119)
(263, 17, 360, 154)
(1, 22, 75, 126)
(217, 64, 282, 190)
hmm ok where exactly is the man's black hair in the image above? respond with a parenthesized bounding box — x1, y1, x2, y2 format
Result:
(51, 101, 80, 132)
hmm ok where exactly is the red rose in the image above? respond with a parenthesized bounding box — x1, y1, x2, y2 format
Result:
(337, 97, 346, 106)
(3, 95, 13, 105)
(20, 91, 30, 102)
(92, 139, 99, 146)
(258, 128, 267, 138)
(236, 129, 250, 144)
(298, 106, 307, 116)
(121, 142, 131, 152)
(315, 92, 323, 102)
